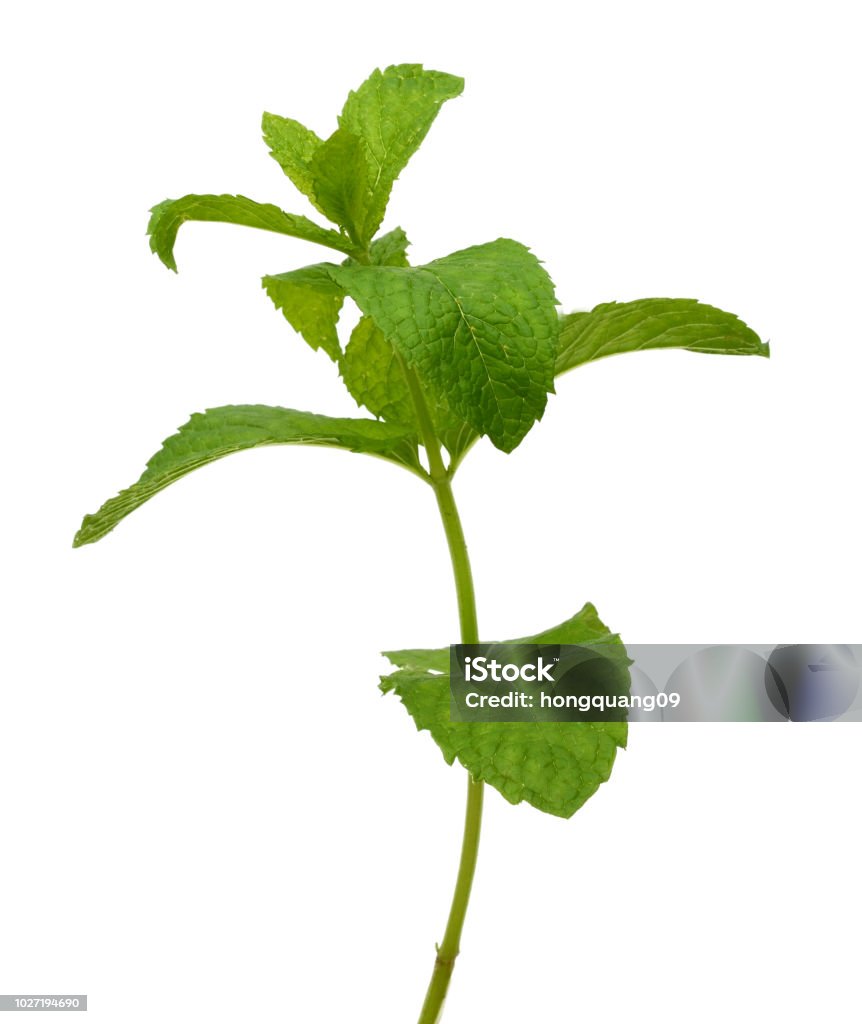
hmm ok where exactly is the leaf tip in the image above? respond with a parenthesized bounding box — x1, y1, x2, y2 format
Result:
(72, 520, 94, 548)
(146, 200, 179, 272)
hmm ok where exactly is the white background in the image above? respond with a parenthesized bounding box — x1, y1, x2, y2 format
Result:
(2, 2, 860, 1021)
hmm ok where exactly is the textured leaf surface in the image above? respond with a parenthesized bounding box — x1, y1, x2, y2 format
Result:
(308, 129, 373, 245)
(556, 298, 769, 375)
(262, 264, 344, 360)
(339, 317, 478, 467)
(261, 113, 324, 213)
(339, 64, 464, 240)
(369, 226, 410, 267)
(329, 239, 559, 452)
(147, 195, 353, 271)
(381, 604, 628, 818)
(74, 406, 421, 546)
(340, 316, 416, 425)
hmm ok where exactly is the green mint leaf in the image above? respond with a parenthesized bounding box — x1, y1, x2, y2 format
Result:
(339, 316, 416, 425)
(307, 128, 373, 246)
(262, 264, 344, 360)
(147, 195, 355, 272)
(261, 112, 325, 214)
(341, 228, 474, 458)
(339, 64, 464, 241)
(74, 405, 422, 547)
(369, 226, 410, 267)
(381, 646, 450, 673)
(339, 316, 478, 467)
(556, 298, 769, 375)
(329, 239, 559, 453)
(381, 603, 628, 819)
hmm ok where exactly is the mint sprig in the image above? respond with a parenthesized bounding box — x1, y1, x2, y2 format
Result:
(76, 62, 768, 1022)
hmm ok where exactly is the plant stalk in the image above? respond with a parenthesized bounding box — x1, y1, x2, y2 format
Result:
(399, 358, 484, 1024)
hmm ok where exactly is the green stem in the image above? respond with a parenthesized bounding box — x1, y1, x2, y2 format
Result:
(399, 358, 484, 1024)
(418, 776, 484, 1024)
(428, 465, 479, 645)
